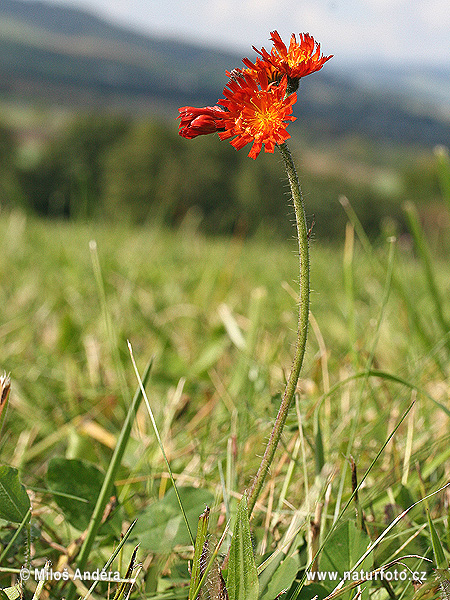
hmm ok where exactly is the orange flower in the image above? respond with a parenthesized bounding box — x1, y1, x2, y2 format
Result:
(217, 70, 297, 159)
(178, 105, 227, 138)
(245, 31, 332, 83)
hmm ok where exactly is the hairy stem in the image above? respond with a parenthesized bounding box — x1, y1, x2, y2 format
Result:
(247, 142, 310, 515)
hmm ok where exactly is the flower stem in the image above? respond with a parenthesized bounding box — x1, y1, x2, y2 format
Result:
(247, 141, 310, 516)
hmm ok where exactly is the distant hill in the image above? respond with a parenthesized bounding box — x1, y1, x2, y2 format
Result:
(0, 0, 240, 107)
(0, 0, 450, 148)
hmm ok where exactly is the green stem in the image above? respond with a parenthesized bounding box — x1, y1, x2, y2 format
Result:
(247, 142, 310, 515)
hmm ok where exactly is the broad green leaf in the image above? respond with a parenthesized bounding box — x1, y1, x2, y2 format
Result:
(258, 550, 285, 595)
(395, 485, 423, 522)
(47, 458, 121, 534)
(226, 495, 258, 600)
(320, 520, 372, 600)
(134, 487, 214, 553)
(374, 487, 427, 564)
(259, 555, 299, 600)
(296, 582, 330, 600)
(189, 340, 229, 378)
(0, 465, 31, 523)
(0, 585, 21, 600)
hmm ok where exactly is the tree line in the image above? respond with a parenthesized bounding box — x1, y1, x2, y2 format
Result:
(0, 114, 441, 240)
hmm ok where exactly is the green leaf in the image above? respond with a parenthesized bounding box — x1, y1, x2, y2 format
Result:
(319, 520, 372, 599)
(314, 414, 325, 475)
(0, 465, 31, 523)
(259, 555, 299, 600)
(226, 495, 258, 600)
(196, 535, 228, 600)
(0, 585, 21, 600)
(188, 506, 210, 600)
(47, 458, 120, 533)
(189, 340, 229, 378)
(134, 487, 214, 553)
(112, 545, 139, 600)
(296, 582, 330, 600)
(426, 508, 447, 570)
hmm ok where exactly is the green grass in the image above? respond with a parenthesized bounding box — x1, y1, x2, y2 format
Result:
(0, 206, 449, 599)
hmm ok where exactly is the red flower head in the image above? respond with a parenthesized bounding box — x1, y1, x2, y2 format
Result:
(218, 70, 297, 159)
(177, 105, 227, 139)
(244, 31, 332, 85)
(177, 31, 330, 158)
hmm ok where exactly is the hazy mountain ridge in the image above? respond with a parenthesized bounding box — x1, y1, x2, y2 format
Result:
(0, 0, 241, 106)
(1, 0, 449, 148)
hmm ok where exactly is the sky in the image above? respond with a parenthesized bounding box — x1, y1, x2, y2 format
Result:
(41, 0, 450, 67)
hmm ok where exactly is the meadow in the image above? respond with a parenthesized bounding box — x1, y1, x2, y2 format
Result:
(0, 6, 450, 597)
(0, 161, 449, 600)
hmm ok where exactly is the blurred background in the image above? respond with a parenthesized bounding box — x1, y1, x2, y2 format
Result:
(0, 0, 449, 241)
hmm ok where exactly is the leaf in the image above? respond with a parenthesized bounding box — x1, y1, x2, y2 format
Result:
(314, 415, 325, 476)
(319, 520, 373, 600)
(0, 465, 31, 523)
(296, 582, 330, 600)
(199, 536, 228, 600)
(112, 544, 139, 600)
(259, 555, 299, 600)
(226, 495, 258, 600)
(134, 487, 214, 553)
(426, 508, 447, 570)
(0, 585, 21, 600)
(189, 340, 229, 378)
(189, 506, 210, 600)
(47, 457, 120, 533)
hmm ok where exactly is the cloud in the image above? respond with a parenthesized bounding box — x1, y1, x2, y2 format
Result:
(49, 0, 450, 65)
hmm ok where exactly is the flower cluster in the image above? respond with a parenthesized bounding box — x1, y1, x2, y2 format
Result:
(244, 31, 332, 87)
(178, 31, 332, 159)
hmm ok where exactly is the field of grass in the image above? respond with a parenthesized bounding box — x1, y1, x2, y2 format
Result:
(0, 194, 449, 599)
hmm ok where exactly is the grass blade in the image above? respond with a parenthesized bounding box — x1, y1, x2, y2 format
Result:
(128, 341, 194, 546)
(403, 201, 450, 348)
(291, 400, 416, 600)
(333, 236, 396, 523)
(89, 239, 131, 407)
(81, 519, 138, 600)
(340, 195, 446, 372)
(69, 358, 153, 599)
(426, 508, 447, 570)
